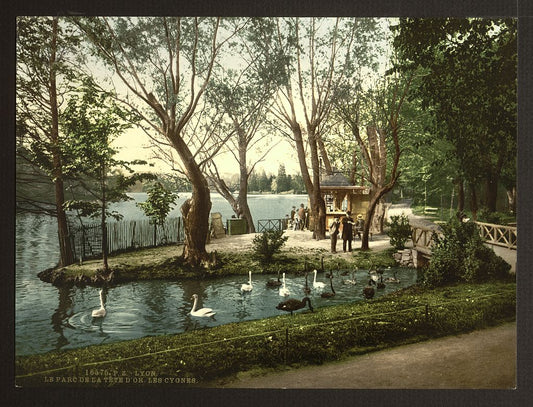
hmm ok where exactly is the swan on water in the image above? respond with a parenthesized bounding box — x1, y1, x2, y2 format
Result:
(91, 289, 106, 318)
(190, 294, 216, 317)
(303, 272, 311, 295)
(266, 269, 282, 287)
(384, 269, 401, 283)
(279, 273, 290, 297)
(377, 275, 386, 289)
(363, 279, 376, 299)
(343, 271, 357, 285)
(321, 275, 336, 298)
(276, 297, 314, 315)
(241, 270, 253, 292)
(312, 269, 326, 289)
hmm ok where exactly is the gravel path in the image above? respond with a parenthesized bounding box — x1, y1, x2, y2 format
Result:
(209, 322, 516, 389)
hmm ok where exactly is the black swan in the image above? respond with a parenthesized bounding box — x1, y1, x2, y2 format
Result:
(363, 279, 376, 299)
(276, 297, 314, 315)
(321, 275, 336, 298)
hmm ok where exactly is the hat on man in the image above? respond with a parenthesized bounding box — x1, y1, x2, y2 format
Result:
(357, 214, 363, 219)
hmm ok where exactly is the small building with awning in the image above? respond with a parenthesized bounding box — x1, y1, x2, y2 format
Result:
(307, 171, 371, 231)
(320, 171, 371, 228)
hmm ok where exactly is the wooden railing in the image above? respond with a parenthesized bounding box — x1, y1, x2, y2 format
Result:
(475, 221, 517, 250)
(411, 226, 440, 255)
(411, 221, 517, 256)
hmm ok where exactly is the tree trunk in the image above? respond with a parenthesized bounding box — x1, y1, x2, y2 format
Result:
(171, 135, 213, 268)
(506, 186, 516, 214)
(49, 17, 74, 267)
(469, 183, 478, 221)
(100, 166, 109, 271)
(485, 172, 499, 212)
(238, 138, 255, 233)
(455, 177, 465, 213)
(308, 126, 326, 240)
(361, 187, 390, 250)
(180, 182, 212, 267)
(291, 122, 325, 239)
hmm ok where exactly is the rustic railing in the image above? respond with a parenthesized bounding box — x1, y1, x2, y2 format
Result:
(475, 221, 517, 250)
(411, 226, 440, 255)
(411, 221, 517, 256)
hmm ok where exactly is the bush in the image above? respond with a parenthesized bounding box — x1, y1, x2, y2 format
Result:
(386, 214, 412, 250)
(251, 230, 289, 266)
(477, 207, 514, 225)
(422, 217, 511, 287)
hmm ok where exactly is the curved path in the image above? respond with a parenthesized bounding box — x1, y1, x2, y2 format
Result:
(210, 322, 516, 389)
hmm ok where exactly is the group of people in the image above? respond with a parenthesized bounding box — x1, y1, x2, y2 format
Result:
(289, 203, 309, 231)
(329, 211, 365, 253)
(286, 204, 365, 253)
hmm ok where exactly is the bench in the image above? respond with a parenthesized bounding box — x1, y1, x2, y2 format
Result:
(424, 207, 439, 215)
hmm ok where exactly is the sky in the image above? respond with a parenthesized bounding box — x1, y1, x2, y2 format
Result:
(113, 127, 302, 176)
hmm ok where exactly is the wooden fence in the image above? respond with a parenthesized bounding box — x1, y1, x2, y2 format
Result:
(70, 217, 184, 261)
(411, 221, 517, 257)
(475, 221, 517, 250)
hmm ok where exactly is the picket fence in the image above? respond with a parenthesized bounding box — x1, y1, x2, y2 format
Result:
(70, 217, 185, 261)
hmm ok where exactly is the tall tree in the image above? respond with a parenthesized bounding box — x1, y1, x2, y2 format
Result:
(76, 17, 242, 268)
(391, 18, 517, 213)
(268, 17, 385, 239)
(16, 16, 81, 267)
(204, 20, 286, 232)
(336, 74, 413, 250)
(61, 78, 154, 271)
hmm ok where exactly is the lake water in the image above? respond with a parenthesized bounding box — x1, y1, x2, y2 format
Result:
(16, 193, 415, 356)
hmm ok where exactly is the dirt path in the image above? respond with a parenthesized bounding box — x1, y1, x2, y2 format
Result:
(209, 322, 516, 389)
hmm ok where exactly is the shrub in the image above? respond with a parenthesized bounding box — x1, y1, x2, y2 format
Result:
(477, 207, 514, 225)
(386, 214, 412, 250)
(422, 216, 511, 287)
(251, 230, 289, 266)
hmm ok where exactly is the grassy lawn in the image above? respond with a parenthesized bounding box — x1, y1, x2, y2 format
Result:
(40, 244, 399, 284)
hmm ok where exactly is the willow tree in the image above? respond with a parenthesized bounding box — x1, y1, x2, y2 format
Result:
(267, 17, 385, 239)
(16, 16, 81, 267)
(204, 19, 288, 233)
(76, 17, 242, 267)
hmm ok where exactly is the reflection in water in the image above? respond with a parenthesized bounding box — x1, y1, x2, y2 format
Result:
(18, 268, 417, 356)
(50, 286, 75, 349)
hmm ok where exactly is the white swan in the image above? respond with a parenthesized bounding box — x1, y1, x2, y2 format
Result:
(343, 271, 357, 285)
(241, 270, 253, 292)
(312, 269, 326, 289)
(279, 273, 290, 296)
(384, 269, 401, 283)
(190, 294, 216, 317)
(91, 289, 106, 318)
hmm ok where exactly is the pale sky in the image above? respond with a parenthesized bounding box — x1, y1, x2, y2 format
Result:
(113, 127, 302, 176)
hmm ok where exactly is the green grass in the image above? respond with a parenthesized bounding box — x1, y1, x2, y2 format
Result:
(15, 280, 516, 387)
(42, 244, 399, 285)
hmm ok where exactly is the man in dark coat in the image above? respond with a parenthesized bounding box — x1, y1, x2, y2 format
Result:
(341, 211, 354, 252)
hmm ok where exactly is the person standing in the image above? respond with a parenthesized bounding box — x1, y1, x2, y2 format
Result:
(355, 214, 365, 239)
(298, 203, 306, 230)
(330, 217, 340, 253)
(341, 211, 354, 252)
